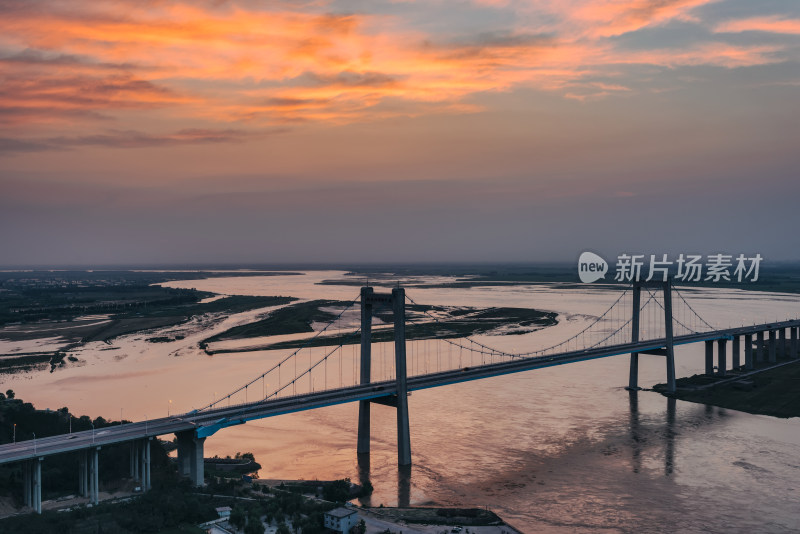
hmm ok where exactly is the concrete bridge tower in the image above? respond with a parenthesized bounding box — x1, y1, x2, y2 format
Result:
(626, 278, 676, 394)
(357, 286, 412, 466)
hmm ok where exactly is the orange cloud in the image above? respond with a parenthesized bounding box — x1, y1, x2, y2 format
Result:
(0, 2, 603, 126)
(569, 0, 716, 37)
(715, 16, 800, 35)
(0, 0, 794, 150)
(604, 42, 783, 69)
(0, 72, 190, 125)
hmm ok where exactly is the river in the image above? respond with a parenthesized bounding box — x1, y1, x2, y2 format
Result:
(3, 271, 799, 533)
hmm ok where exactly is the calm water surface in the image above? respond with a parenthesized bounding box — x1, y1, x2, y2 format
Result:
(3, 271, 800, 533)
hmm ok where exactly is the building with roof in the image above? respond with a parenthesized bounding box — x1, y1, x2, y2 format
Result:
(324, 507, 358, 533)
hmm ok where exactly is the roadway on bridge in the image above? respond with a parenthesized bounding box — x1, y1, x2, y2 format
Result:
(1, 318, 798, 465)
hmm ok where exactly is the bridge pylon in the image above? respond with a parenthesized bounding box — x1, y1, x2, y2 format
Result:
(357, 286, 412, 466)
(626, 278, 677, 394)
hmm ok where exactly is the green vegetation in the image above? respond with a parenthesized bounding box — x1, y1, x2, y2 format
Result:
(0, 461, 339, 533)
(0, 393, 171, 503)
(0, 269, 298, 330)
(0, 483, 219, 533)
(0, 354, 57, 374)
(319, 264, 577, 288)
(0, 270, 297, 373)
(204, 452, 262, 479)
(0, 284, 202, 327)
(202, 299, 342, 344)
(203, 481, 336, 534)
(259, 305, 555, 351)
(0, 395, 343, 533)
(322, 478, 353, 502)
(0, 281, 294, 342)
(656, 359, 800, 418)
(321, 263, 800, 294)
(204, 299, 557, 353)
(49, 293, 295, 347)
(271, 478, 371, 501)
(366, 506, 504, 526)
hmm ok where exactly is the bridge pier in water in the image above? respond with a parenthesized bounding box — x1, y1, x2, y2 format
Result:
(626, 284, 642, 391)
(357, 286, 412, 466)
(792, 327, 798, 358)
(627, 280, 676, 394)
(357, 287, 373, 455)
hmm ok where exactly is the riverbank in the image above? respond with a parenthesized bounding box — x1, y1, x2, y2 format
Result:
(253, 479, 518, 534)
(321, 264, 800, 294)
(202, 299, 557, 354)
(655, 358, 800, 418)
(0, 270, 298, 374)
(361, 505, 511, 528)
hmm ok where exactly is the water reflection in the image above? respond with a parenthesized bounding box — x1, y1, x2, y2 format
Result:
(356, 453, 371, 507)
(356, 452, 411, 508)
(628, 391, 676, 476)
(628, 390, 642, 474)
(665, 396, 676, 476)
(397, 464, 411, 508)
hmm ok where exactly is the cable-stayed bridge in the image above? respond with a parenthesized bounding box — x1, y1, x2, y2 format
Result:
(2, 280, 799, 513)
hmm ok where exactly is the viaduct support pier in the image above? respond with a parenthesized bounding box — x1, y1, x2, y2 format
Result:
(22, 457, 42, 514)
(176, 431, 205, 487)
(703, 327, 798, 377)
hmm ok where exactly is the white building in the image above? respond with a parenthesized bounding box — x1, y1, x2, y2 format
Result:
(324, 507, 358, 533)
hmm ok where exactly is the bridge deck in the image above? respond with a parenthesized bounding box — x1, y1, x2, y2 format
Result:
(1, 318, 798, 465)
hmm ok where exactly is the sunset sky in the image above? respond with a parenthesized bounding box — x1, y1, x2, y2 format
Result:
(1, 0, 798, 265)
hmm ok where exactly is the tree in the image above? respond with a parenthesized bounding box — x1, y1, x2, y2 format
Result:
(351, 519, 366, 534)
(5, 390, 14, 399)
(359, 480, 374, 497)
(277, 522, 292, 534)
(245, 514, 265, 534)
(230, 506, 247, 531)
(323, 479, 351, 502)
